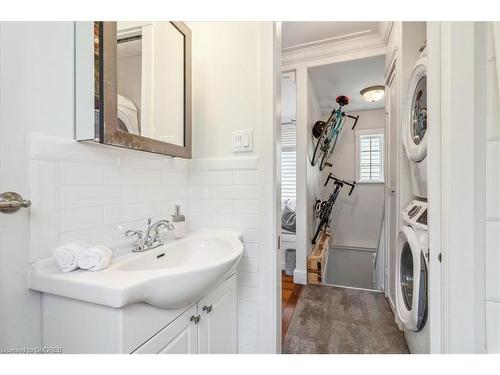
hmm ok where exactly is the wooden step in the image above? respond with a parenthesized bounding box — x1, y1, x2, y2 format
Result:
(307, 232, 330, 285)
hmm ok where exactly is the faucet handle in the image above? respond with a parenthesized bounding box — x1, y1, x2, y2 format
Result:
(125, 229, 143, 239)
(126, 229, 145, 252)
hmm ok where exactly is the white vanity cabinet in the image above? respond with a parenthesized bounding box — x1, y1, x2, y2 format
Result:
(198, 271, 238, 354)
(134, 273, 237, 354)
(41, 273, 238, 354)
(134, 305, 199, 354)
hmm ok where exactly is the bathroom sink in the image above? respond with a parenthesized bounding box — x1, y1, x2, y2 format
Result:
(29, 231, 243, 309)
(115, 238, 237, 271)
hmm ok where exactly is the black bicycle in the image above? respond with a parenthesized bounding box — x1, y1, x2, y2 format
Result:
(312, 173, 356, 244)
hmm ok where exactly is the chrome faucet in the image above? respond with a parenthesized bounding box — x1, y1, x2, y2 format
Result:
(125, 218, 175, 252)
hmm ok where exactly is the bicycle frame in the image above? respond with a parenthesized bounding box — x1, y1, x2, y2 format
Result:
(323, 108, 345, 146)
(311, 98, 359, 170)
(312, 173, 356, 244)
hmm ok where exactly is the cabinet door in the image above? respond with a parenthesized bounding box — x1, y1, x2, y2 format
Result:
(198, 274, 238, 354)
(133, 305, 198, 354)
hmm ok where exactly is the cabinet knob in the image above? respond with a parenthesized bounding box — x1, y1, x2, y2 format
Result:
(202, 305, 213, 314)
(190, 314, 201, 324)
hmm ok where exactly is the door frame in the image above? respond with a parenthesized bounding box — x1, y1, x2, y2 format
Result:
(427, 21, 488, 353)
(258, 21, 282, 354)
(426, 21, 444, 354)
(384, 49, 400, 313)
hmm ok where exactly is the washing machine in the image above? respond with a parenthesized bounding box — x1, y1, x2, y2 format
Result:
(396, 200, 429, 354)
(402, 47, 428, 198)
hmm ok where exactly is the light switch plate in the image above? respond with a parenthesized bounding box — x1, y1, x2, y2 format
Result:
(233, 129, 253, 152)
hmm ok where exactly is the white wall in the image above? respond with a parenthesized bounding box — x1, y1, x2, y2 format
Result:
(186, 21, 276, 353)
(293, 67, 321, 284)
(485, 22, 500, 353)
(0, 21, 276, 353)
(281, 72, 296, 124)
(319, 109, 385, 249)
(306, 73, 321, 245)
(189, 22, 261, 159)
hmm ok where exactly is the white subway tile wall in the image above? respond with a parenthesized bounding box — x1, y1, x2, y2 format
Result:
(187, 156, 260, 353)
(29, 133, 261, 352)
(486, 26, 500, 353)
(29, 133, 188, 261)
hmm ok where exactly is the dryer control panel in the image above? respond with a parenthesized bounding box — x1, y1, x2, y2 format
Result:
(402, 200, 428, 230)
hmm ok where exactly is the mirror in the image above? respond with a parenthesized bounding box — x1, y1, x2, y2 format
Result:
(77, 21, 191, 158)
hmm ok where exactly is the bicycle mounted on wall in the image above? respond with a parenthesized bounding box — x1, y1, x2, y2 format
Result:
(311, 95, 359, 171)
(312, 172, 356, 245)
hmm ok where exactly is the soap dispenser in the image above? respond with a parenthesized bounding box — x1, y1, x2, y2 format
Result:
(171, 205, 186, 239)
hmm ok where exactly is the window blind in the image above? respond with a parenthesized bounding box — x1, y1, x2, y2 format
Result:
(359, 134, 384, 183)
(281, 123, 296, 200)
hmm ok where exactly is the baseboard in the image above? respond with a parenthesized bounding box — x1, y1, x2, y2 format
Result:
(322, 283, 382, 293)
(293, 269, 307, 285)
(329, 244, 377, 253)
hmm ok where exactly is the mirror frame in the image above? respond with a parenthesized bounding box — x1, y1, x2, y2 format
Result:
(99, 22, 192, 158)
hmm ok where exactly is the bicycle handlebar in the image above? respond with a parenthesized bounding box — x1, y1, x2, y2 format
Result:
(347, 115, 359, 130)
(324, 173, 357, 196)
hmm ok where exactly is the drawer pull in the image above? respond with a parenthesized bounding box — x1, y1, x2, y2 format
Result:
(202, 305, 213, 314)
(190, 314, 201, 324)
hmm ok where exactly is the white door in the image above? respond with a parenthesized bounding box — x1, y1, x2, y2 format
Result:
(0, 22, 42, 348)
(198, 275, 237, 354)
(133, 305, 198, 354)
(385, 56, 399, 311)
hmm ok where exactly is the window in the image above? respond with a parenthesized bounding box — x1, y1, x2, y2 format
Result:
(281, 71, 296, 202)
(281, 122, 296, 200)
(356, 130, 384, 183)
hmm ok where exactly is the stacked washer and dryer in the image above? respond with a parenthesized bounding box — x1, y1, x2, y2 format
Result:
(396, 46, 430, 354)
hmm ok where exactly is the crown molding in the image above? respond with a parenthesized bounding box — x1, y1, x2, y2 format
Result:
(282, 33, 385, 66)
(378, 21, 394, 46)
(281, 22, 393, 66)
(282, 29, 375, 53)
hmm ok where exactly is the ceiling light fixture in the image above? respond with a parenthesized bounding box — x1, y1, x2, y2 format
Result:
(360, 85, 385, 103)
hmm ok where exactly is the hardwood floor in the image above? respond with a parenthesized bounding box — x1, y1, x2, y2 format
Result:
(282, 271, 303, 341)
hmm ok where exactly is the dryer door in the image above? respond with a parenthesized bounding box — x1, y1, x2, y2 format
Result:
(403, 56, 428, 162)
(396, 226, 427, 332)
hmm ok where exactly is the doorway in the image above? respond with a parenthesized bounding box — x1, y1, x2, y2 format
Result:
(277, 21, 407, 354)
(280, 70, 302, 339)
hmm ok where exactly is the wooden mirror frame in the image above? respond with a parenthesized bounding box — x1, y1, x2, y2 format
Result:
(98, 22, 192, 158)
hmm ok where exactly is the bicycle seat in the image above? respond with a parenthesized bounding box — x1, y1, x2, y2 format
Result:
(336, 95, 350, 106)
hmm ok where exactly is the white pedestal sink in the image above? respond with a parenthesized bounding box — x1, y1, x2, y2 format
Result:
(29, 231, 243, 309)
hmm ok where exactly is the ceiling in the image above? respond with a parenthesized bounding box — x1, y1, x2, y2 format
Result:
(282, 21, 381, 51)
(308, 55, 385, 113)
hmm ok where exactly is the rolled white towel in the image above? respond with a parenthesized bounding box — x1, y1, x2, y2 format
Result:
(77, 245, 113, 272)
(53, 241, 90, 273)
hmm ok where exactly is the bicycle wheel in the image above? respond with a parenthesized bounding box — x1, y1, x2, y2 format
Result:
(311, 133, 326, 166)
(312, 218, 327, 245)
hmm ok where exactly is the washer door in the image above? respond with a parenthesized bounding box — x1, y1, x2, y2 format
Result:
(396, 226, 428, 332)
(403, 56, 428, 162)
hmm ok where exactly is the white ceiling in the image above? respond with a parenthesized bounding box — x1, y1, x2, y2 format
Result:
(308, 55, 385, 114)
(282, 21, 381, 51)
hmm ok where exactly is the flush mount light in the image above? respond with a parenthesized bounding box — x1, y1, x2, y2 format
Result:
(360, 85, 385, 103)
